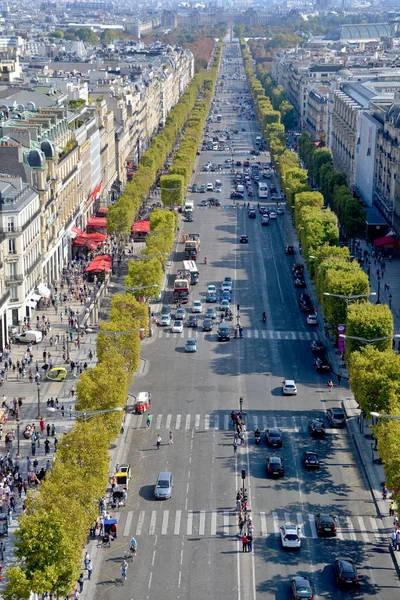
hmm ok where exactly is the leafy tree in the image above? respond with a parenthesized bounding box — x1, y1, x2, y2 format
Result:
(73, 28, 99, 46)
(346, 303, 393, 355)
(98, 322, 141, 375)
(125, 257, 163, 297)
(101, 29, 120, 44)
(322, 268, 369, 328)
(375, 418, 400, 502)
(50, 29, 64, 38)
(160, 174, 185, 207)
(279, 100, 295, 129)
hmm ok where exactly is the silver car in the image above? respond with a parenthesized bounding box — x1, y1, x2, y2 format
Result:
(155, 472, 173, 500)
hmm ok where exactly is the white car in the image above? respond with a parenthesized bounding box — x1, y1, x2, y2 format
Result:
(220, 299, 230, 311)
(282, 380, 297, 396)
(221, 284, 231, 294)
(207, 284, 217, 295)
(280, 524, 301, 549)
(172, 320, 184, 334)
(269, 211, 277, 219)
(277, 207, 284, 215)
(207, 183, 214, 191)
(307, 313, 318, 326)
(192, 300, 203, 314)
(215, 186, 222, 193)
(158, 314, 171, 327)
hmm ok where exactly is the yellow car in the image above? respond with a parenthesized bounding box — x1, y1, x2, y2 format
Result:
(45, 367, 67, 382)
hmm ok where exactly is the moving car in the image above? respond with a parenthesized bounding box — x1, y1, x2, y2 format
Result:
(294, 276, 306, 288)
(207, 183, 214, 191)
(315, 513, 337, 537)
(221, 290, 231, 302)
(217, 322, 231, 341)
(282, 380, 297, 395)
(261, 215, 269, 226)
(220, 299, 230, 312)
(223, 277, 233, 290)
(310, 340, 325, 354)
(206, 307, 217, 319)
(175, 308, 187, 320)
(269, 211, 277, 219)
(172, 320, 184, 334)
(200, 184, 207, 193)
(290, 576, 314, 599)
(200, 199, 208, 207)
(187, 316, 198, 328)
(266, 456, 284, 478)
(303, 450, 320, 469)
(314, 357, 330, 372)
(276, 207, 284, 215)
(185, 338, 198, 353)
(306, 313, 318, 326)
(333, 558, 359, 587)
(154, 472, 173, 499)
(280, 524, 301, 549)
(158, 314, 171, 327)
(265, 428, 283, 448)
(309, 418, 326, 437)
(327, 407, 346, 428)
(202, 318, 213, 332)
(248, 210, 256, 219)
(285, 245, 295, 254)
(45, 367, 67, 382)
(240, 235, 249, 243)
(192, 300, 203, 314)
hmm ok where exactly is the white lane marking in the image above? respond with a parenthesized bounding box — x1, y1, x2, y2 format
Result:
(297, 513, 304, 538)
(176, 414, 181, 429)
(260, 512, 267, 537)
(309, 514, 318, 538)
(369, 517, 382, 543)
(149, 510, 157, 536)
(211, 511, 217, 536)
(262, 416, 268, 430)
(205, 414, 210, 430)
(254, 330, 259, 339)
(187, 510, 193, 535)
(185, 414, 191, 430)
(165, 414, 172, 430)
(195, 414, 200, 429)
(123, 511, 134, 537)
(199, 510, 206, 536)
(345, 516, 356, 541)
(174, 510, 181, 535)
(156, 414, 162, 429)
(276, 331, 281, 340)
(214, 415, 220, 430)
(161, 510, 169, 535)
(272, 512, 280, 537)
(246, 329, 251, 338)
(284, 512, 291, 525)
(224, 414, 229, 430)
(136, 511, 145, 536)
(261, 330, 267, 339)
(335, 516, 344, 540)
(357, 516, 370, 543)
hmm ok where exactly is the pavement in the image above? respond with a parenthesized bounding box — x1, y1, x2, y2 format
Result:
(89, 40, 400, 600)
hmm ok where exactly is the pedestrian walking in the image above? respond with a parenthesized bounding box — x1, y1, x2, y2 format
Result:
(247, 532, 253, 552)
(169, 431, 174, 445)
(242, 534, 248, 552)
(156, 434, 162, 449)
(78, 573, 84, 593)
(121, 559, 128, 581)
(327, 379, 333, 392)
(391, 529, 397, 549)
(390, 501, 395, 517)
(87, 560, 93, 580)
(84, 552, 90, 569)
(396, 529, 400, 551)
(382, 484, 388, 501)
(39, 418, 45, 433)
(46, 423, 50, 437)
(337, 373, 342, 386)
(233, 441, 238, 454)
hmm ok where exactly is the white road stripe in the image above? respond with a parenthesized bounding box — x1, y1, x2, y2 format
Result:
(205, 414, 210, 430)
(276, 331, 281, 340)
(270, 416, 277, 428)
(195, 414, 200, 429)
(185, 414, 191, 430)
(336, 516, 344, 540)
(176, 414, 181, 429)
(272, 512, 280, 537)
(369, 517, 382, 543)
(149, 511, 157, 536)
(174, 510, 181, 535)
(313, 332, 319, 340)
(161, 510, 169, 535)
(211, 511, 217, 536)
(254, 330, 259, 339)
(165, 414, 172, 430)
(187, 510, 193, 535)
(345, 516, 357, 541)
(268, 330, 274, 339)
(357, 516, 370, 543)
(165, 332, 170, 338)
(253, 415, 258, 431)
(246, 330, 251, 338)
(123, 511, 134, 537)
(305, 332, 311, 340)
(199, 510, 206, 536)
(262, 416, 268, 430)
(297, 513, 304, 538)
(156, 414, 162, 429)
(284, 512, 291, 525)
(291, 332, 296, 340)
(214, 415, 220, 430)
(224, 414, 229, 430)
(136, 511, 145, 536)
(261, 330, 267, 339)
(308, 514, 318, 538)
(260, 512, 267, 537)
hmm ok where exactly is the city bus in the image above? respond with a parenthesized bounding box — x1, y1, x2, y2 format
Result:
(258, 182, 268, 198)
(183, 260, 199, 285)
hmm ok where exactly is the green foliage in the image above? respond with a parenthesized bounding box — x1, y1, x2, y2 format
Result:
(160, 174, 185, 207)
(125, 257, 163, 298)
(346, 303, 394, 355)
(322, 267, 369, 328)
(375, 418, 400, 503)
(100, 29, 120, 44)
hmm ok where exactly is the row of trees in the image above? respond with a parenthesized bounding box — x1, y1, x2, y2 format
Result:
(242, 39, 400, 502)
(5, 40, 224, 600)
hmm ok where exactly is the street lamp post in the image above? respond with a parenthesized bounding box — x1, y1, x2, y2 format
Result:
(376, 273, 381, 304)
(47, 406, 123, 422)
(16, 416, 20, 457)
(389, 293, 393, 310)
(339, 333, 400, 345)
(323, 291, 376, 305)
(36, 385, 41, 419)
(370, 411, 400, 421)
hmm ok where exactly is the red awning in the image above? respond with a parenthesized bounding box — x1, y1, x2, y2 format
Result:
(87, 217, 107, 230)
(72, 232, 107, 248)
(71, 226, 83, 235)
(84, 254, 112, 273)
(131, 219, 151, 233)
(374, 235, 399, 247)
(96, 206, 109, 217)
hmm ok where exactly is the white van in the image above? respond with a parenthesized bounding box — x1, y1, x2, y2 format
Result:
(15, 330, 42, 344)
(236, 184, 245, 193)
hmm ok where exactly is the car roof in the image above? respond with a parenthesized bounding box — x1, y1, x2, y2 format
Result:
(158, 471, 171, 479)
(187, 338, 197, 343)
(284, 379, 296, 385)
(269, 456, 281, 462)
(267, 428, 281, 435)
(331, 407, 345, 414)
(283, 524, 298, 532)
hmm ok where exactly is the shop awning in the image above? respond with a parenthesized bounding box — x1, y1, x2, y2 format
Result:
(84, 254, 112, 274)
(131, 219, 151, 233)
(96, 206, 109, 217)
(72, 232, 107, 248)
(374, 235, 399, 247)
(38, 283, 51, 298)
(87, 217, 107, 230)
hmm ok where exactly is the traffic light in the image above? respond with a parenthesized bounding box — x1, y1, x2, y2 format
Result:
(237, 304, 240, 312)
(241, 469, 246, 480)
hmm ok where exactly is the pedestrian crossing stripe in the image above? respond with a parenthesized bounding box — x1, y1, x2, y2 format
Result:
(120, 509, 384, 544)
(156, 329, 320, 341)
(132, 413, 319, 433)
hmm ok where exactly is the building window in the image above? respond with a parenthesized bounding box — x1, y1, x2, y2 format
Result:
(8, 239, 15, 254)
(9, 262, 16, 279)
(7, 217, 14, 232)
(10, 285, 18, 301)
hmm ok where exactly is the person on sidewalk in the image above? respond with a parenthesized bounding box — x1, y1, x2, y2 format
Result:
(391, 529, 397, 549)
(382, 484, 388, 501)
(247, 532, 253, 552)
(390, 501, 395, 517)
(84, 552, 90, 569)
(86, 560, 93, 580)
(242, 534, 248, 552)
(39, 418, 45, 433)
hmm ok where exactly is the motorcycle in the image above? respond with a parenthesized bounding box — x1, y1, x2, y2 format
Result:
(255, 432, 261, 445)
(262, 313, 267, 323)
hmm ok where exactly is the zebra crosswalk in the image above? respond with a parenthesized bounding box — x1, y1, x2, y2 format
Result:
(133, 413, 320, 433)
(156, 328, 320, 341)
(121, 508, 385, 544)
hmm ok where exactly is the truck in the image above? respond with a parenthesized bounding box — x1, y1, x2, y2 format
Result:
(173, 273, 191, 304)
(184, 233, 200, 260)
(184, 200, 194, 215)
(255, 135, 262, 146)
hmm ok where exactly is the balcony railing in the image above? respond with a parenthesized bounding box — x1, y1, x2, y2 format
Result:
(5, 274, 23, 284)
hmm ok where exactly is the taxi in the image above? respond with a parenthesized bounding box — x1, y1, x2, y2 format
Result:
(135, 391, 151, 414)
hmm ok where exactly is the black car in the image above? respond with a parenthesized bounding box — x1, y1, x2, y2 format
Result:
(290, 576, 314, 599)
(250, 149, 256, 155)
(293, 266, 304, 278)
(236, 160, 242, 166)
(314, 357, 330, 372)
(327, 407, 346, 428)
(334, 558, 359, 587)
(266, 456, 284, 478)
(161, 306, 171, 315)
(270, 184, 277, 194)
(230, 191, 244, 199)
(265, 428, 283, 448)
(285, 245, 295, 255)
(192, 184, 198, 193)
(310, 340, 325, 354)
(202, 318, 213, 332)
(315, 513, 337, 537)
(292, 263, 304, 274)
(294, 277, 306, 288)
(248, 210, 256, 219)
(187, 316, 198, 328)
(309, 418, 326, 437)
(240, 235, 249, 243)
(303, 450, 320, 469)
(186, 213, 193, 222)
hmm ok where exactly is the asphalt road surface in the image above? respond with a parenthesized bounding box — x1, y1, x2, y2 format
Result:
(95, 40, 400, 600)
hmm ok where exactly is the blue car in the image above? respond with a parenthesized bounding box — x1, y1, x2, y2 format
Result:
(221, 291, 231, 302)
(206, 293, 217, 303)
